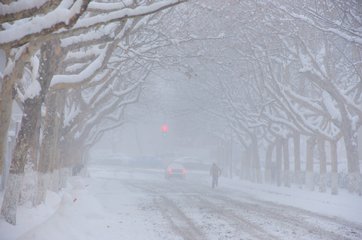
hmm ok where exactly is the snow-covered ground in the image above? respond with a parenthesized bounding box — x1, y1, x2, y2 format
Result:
(1, 164, 362, 240)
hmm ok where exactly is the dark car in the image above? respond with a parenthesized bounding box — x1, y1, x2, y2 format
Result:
(165, 162, 186, 179)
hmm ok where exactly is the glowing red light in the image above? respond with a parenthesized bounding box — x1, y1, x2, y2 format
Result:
(161, 124, 169, 133)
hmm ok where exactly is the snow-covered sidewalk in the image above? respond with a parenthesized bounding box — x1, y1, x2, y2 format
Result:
(0, 173, 173, 240)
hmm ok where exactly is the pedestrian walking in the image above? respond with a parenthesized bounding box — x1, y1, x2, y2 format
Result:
(210, 162, 222, 189)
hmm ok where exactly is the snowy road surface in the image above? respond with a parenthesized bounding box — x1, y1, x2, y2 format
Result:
(3, 164, 362, 240)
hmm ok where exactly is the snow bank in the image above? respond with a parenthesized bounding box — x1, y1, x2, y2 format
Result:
(0, 173, 172, 240)
(221, 178, 362, 225)
(0, 190, 61, 240)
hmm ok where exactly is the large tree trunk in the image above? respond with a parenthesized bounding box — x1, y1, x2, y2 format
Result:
(317, 137, 327, 192)
(0, 95, 43, 224)
(306, 136, 316, 191)
(0, 45, 38, 190)
(2, 131, 16, 190)
(275, 138, 282, 186)
(330, 140, 338, 195)
(0, 76, 15, 191)
(34, 91, 61, 206)
(342, 122, 361, 194)
(293, 132, 302, 186)
(264, 143, 274, 183)
(18, 124, 40, 206)
(0, 41, 60, 224)
(251, 137, 261, 183)
(282, 138, 290, 187)
(242, 148, 251, 181)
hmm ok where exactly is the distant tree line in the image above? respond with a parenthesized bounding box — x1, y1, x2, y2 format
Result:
(157, 0, 362, 195)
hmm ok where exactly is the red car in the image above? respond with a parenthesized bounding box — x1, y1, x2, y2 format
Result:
(165, 163, 186, 179)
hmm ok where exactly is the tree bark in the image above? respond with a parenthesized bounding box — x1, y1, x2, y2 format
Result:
(0, 74, 15, 189)
(251, 136, 261, 183)
(0, 44, 39, 190)
(330, 140, 338, 195)
(282, 138, 290, 187)
(276, 138, 282, 186)
(264, 143, 274, 183)
(1, 94, 43, 224)
(317, 137, 327, 192)
(34, 91, 62, 205)
(306, 136, 316, 191)
(342, 120, 361, 194)
(0, 40, 60, 224)
(293, 132, 301, 186)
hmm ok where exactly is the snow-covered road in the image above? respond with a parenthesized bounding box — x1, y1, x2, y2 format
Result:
(3, 164, 362, 240)
(87, 165, 362, 240)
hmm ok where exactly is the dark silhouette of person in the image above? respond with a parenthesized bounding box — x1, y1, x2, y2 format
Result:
(210, 162, 222, 188)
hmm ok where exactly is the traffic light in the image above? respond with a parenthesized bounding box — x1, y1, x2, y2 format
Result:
(161, 124, 169, 133)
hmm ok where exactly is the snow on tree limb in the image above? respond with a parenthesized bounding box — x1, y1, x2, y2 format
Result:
(0, 0, 90, 49)
(87, 0, 134, 12)
(0, 0, 186, 49)
(0, 0, 61, 24)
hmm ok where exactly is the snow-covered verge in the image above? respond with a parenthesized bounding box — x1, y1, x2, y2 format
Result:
(220, 177, 362, 225)
(0, 173, 173, 240)
(0, 189, 61, 240)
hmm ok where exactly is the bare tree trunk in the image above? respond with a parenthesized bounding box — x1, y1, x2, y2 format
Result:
(1, 40, 60, 224)
(242, 148, 251, 181)
(53, 140, 65, 192)
(34, 91, 61, 206)
(252, 137, 261, 183)
(330, 140, 338, 195)
(2, 133, 16, 190)
(317, 137, 327, 192)
(342, 121, 361, 194)
(0, 44, 39, 190)
(59, 166, 70, 189)
(276, 138, 282, 186)
(306, 136, 316, 191)
(283, 138, 290, 187)
(240, 150, 247, 180)
(293, 132, 301, 186)
(19, 124, 41, 206)
(1, 95, 43, 224)
(264, 143, 274, 183)
(0, 77, 14, 190)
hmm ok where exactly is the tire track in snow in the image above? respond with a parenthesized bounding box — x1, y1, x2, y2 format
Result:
(206, 193, 362, 240)
(125, 180, 207, 240)
(189, 195, 279, 240)
(121, 178, 362, 240)
(155, 196, 207, 240)
(128, 180, 279, 239)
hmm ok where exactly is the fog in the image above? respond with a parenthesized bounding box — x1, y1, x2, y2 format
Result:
(1, 0, 362, 239)
(90, 71, 226, 172)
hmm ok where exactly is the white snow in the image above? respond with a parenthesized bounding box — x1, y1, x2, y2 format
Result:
(0, 0, 83, 45)
(1, 165, 361, 240)
(322, 91, 341, 122)
(50, 49, 107, 87)
(88, 1, 134, 11)
(60, 25, 116, 48)
(0, 0, 48, 15)
(23, 78, 41, 100)
(73, 0, 181, 29)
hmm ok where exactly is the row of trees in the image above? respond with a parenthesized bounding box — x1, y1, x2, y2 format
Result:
(157, 0, 362, 194)
(0, 0, 185, 225)
(0, 0, 361, 226)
